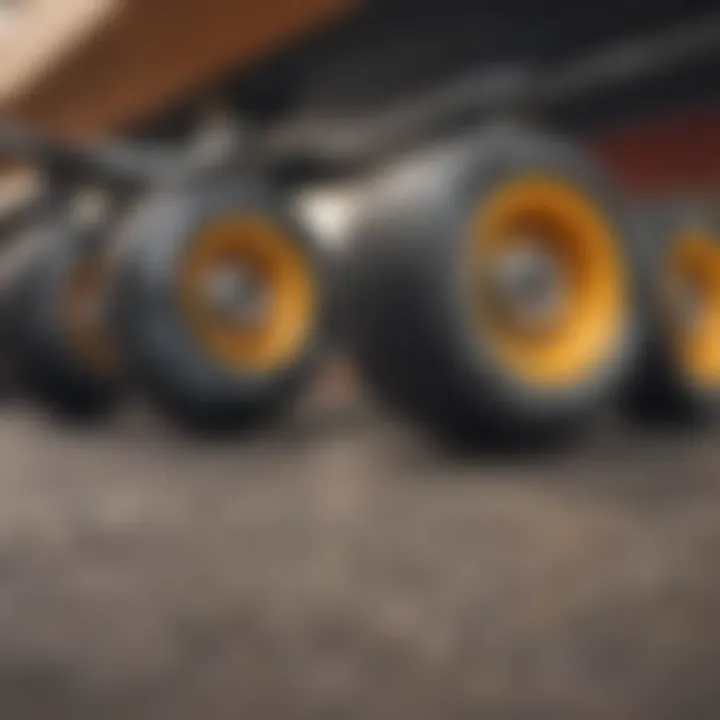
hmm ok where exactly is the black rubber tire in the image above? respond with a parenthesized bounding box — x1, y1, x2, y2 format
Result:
(344, 126, 641, 450)
(623, 200, 720, 425)
(5, 225, 122, 421)
(0, 289, 15, 401)
(111, 176, 327, 435)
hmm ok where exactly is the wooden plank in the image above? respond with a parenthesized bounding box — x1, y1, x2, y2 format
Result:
(0, 0, 118, 104)
(6, 0, 356, 139)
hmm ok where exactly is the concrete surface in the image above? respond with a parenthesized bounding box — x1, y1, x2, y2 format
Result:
(0, 385, 719, 719)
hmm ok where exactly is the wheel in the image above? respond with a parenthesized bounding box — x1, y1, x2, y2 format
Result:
(5, 224, 122, 420)
(112, 176, 326, 435)
(0, 289, 15, 401)
(345, 126, 640, 449)
(624, 200, 720, 424)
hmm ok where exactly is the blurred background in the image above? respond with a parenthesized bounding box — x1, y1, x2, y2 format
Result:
(0, 1, 719, 718)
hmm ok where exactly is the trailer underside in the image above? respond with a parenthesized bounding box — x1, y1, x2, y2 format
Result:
(138, 0, 720, 190)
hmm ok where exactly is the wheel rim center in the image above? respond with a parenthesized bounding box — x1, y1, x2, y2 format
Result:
(202, 264, 271, 328)
(667, 275, 705, 333)
(484, 245, 566, 332)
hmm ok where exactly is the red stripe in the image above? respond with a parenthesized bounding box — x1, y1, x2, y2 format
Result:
(589, 106, 720, 198)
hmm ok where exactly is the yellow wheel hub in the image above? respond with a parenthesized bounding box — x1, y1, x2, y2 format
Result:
(176, 216, 316, 373)
(468, 177, 627, 385)
(58, 257, 117, 374)
(665, 232, 720, 385)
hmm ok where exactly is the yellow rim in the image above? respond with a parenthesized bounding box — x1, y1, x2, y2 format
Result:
(176, 216, 316, 373)
(58, 257, 117, 374)
(665, 232, 720, 384)
(467, 177, 627, 385)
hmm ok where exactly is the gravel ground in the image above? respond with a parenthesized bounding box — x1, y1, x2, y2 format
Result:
(0, 384, 719, 719)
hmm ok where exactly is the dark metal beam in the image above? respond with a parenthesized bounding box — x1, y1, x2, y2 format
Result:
(263, 10, 720, 175)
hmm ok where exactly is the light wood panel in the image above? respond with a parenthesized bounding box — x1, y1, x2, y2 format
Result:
(4, 0, 356, 139)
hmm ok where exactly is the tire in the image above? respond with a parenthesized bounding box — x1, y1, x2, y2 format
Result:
(344, 126, 640, 449)
(112, 175, 327, 435)
(0, 289, 15, 401)
(623, 199, 720, 424)
(5, 224, 122, 421)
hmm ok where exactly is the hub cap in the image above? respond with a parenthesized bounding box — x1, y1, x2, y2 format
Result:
(468, 177, 627, 386)
(176, 216, 316, 373)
